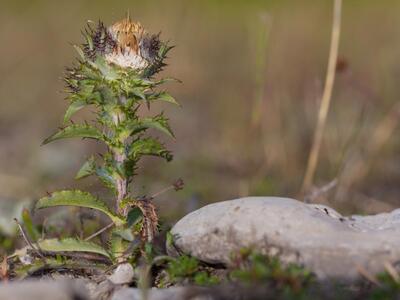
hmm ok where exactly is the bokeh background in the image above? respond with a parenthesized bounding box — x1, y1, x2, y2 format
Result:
(0, 0, 399, 230)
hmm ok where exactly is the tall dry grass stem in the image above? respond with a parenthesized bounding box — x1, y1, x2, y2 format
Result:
(301, 0, 342, 196)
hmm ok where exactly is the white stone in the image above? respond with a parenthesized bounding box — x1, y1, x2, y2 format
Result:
(108, 263, 135, 285)
(169, 197, 400, 280)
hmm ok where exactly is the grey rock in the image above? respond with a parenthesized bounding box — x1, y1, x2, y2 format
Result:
(0, 279, 89, 300)
(169, 197, 400, 280)
(112, 287, 212, 300)
(108, 263, 135, 285)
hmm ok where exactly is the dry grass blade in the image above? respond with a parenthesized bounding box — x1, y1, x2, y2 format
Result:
(301, 0, 342, 195)
(356, 264, 381, 286)
(384, 261, 400, 283)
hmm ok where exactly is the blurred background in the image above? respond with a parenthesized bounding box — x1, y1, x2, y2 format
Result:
(0, 0, 399, 232)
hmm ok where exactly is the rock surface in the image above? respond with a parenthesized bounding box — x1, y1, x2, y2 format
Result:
(108, 263, 135, 285)
(169, 197, 400, 280)
(111, 287, 209, 300)
(0, 279, 89, 300)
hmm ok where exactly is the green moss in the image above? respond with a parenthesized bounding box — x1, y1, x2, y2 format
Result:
(369, 272, 400, 300)
(230, 250, 313, 296)
(159, 255, 220, 287)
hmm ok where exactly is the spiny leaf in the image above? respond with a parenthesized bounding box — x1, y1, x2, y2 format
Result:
(144, 115, 175, 138)
(38, 238, 111, 259)
(91, 57, 118, 80)
(64, 100, 87, 123)
(126, 115, 174, 138)
(75, 156, 96, 179)
(154, 77, 182, 86)
(131, 88, 146, 100)
(95, 166, 118, 192)
(95, 84, 117, 104)
(42, 124, 104, 145)
(147, 91, 180, 106)
(129, 138, 173, 161)
(36, 190, 125, 226)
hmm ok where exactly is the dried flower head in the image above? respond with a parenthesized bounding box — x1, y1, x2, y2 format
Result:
(84, 17, 162, 71)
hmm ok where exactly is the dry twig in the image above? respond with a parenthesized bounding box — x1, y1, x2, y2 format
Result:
(150, 178, 184, 199)
(356, 264, 381, 286)
(84, 222, 114, 241)
(14, 218, 45, 260)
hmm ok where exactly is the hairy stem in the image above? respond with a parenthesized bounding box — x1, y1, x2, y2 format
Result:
(115, 151, 128, 215)
(112, 100, 129, 216)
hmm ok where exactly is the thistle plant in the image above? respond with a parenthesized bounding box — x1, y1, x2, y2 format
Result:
(30, 17, 180, 263)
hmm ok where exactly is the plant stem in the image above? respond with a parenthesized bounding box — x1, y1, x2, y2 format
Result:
(115, 151, 128, 215)
(113, 99, 129, 216)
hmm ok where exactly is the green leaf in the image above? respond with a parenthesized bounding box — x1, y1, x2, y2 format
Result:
(154, 78, 182, 86)
(127, 207, 143, 227)
(113, 228, 135, 242)
(143, 115, 175, 138)
(75, 156, 96, 179)
(92, 57, 118, 81)
(36, 190, 125, 226)
(42, 124, 104, 145)
(21, 209, 40, 242)
(146, 91, 180, 106)
(109, 234, 129, 259)
(95, 84, 117, 104)
(95, 166, 118, 192)
(131, 88, 146, 100)
(38, 238, 111, 259)
(126, 115, 174, 138)
(64, 100, 87, 123)
(129, 138, 173, 161)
